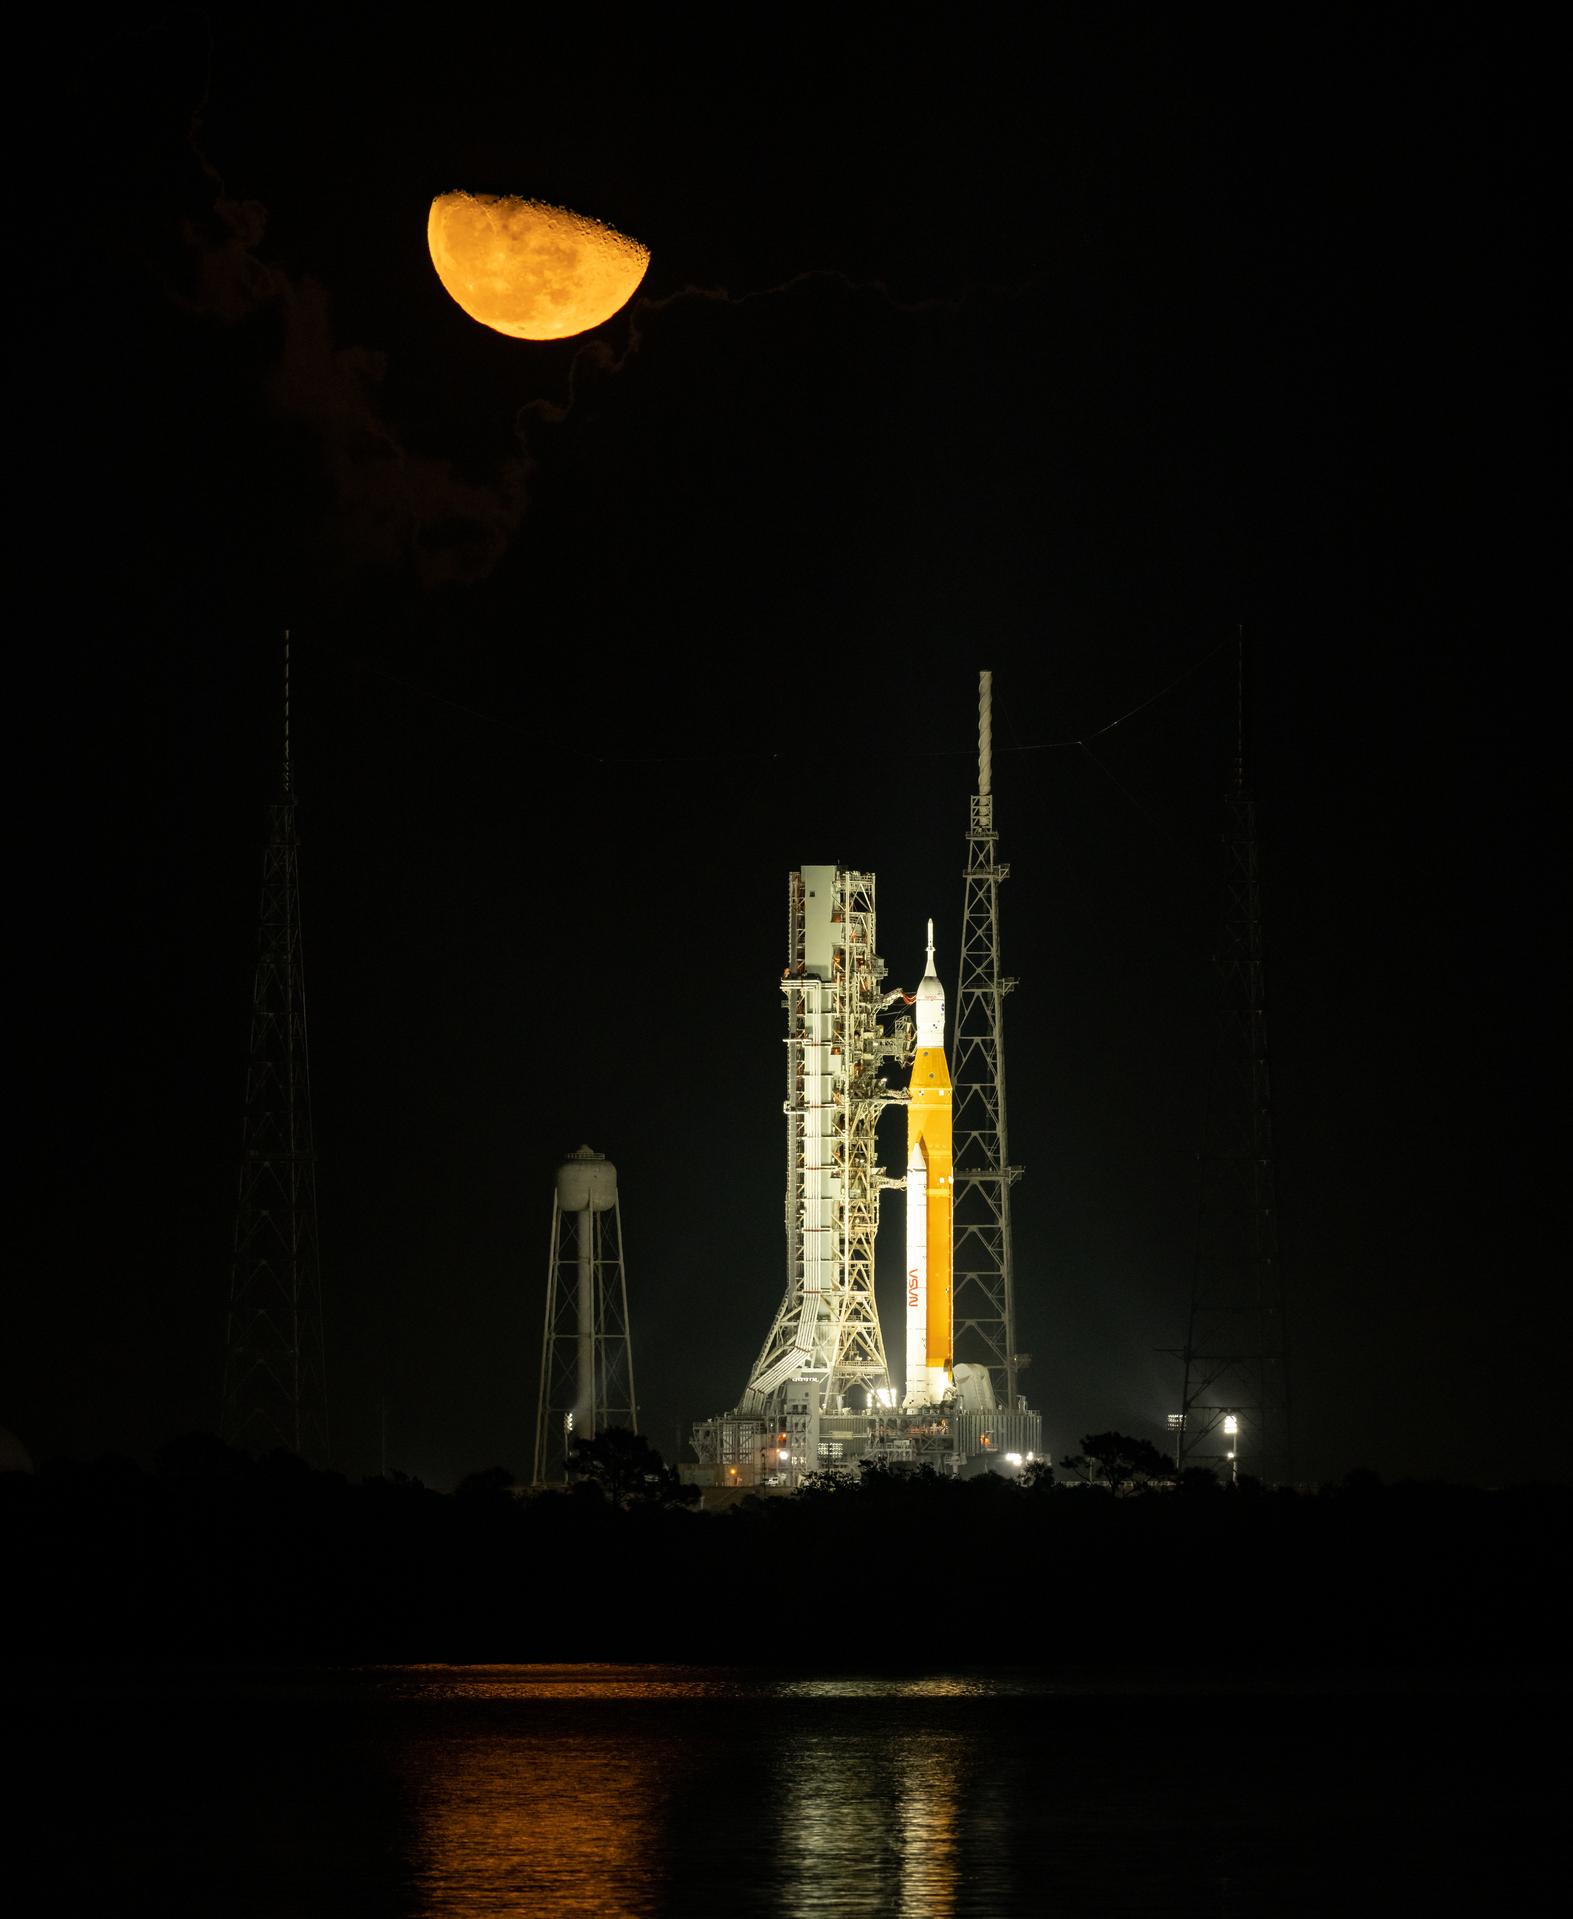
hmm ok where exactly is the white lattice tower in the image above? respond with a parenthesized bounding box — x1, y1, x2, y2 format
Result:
(741, 867, 905, 1417)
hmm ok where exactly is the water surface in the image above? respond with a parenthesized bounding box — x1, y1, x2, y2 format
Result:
(17, 1664, 1560, 1916)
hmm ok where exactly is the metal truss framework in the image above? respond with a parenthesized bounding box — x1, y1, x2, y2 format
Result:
(741, 867, 910, 1418)
(1176, 646, 1293, 1485)
(533, 1151, 637, 1485)
(951, 673, 1023, 1411)
(222, 639, 329, 1461)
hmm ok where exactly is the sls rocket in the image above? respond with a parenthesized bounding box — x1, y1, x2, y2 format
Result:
(905, 921, 953, 1408)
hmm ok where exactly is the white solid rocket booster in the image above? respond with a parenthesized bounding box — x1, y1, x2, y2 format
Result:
(905, 920, 953, 1408)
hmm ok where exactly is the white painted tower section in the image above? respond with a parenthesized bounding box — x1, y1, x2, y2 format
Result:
(741, 867, 902, 1418)
(557, 1150, 617, 1439)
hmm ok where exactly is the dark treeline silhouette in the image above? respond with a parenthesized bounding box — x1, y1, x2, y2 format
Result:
(3, 1430, 1567, 1671)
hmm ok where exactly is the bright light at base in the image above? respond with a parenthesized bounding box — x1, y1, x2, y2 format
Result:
(779, 1450, 790, 1462)
(1005, 1452, 1023, 1466)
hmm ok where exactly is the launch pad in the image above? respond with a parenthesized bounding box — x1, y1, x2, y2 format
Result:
(687, 1401, 1045, 1491)
(687, 676, 1041, 1490)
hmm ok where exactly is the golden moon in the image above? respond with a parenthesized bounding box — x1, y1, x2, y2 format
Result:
(427, 192, 649, 341)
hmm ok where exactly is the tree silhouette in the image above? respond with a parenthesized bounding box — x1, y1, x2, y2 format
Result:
(567, 1429, 698, 1508)
(1060, 1431, 1173, 1491)
(454, 1465, 517, 1503)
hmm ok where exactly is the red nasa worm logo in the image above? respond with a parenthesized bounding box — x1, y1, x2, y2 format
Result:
(908, 1267, 921, 1309)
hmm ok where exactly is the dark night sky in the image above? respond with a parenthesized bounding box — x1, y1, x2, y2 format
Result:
(11, 6, 1561, 1489)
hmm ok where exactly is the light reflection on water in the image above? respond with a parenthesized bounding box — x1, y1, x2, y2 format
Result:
(22, 1664, 1555, 1917)
(373, 1664, 1021, 1703)
(774, 1735, 967, 1919)
(411, 1724, 669, 1918)
(771, 1673, 1018, 1700)
(375, 1661, 742, 1702)
(399, 1669, 990, 1918)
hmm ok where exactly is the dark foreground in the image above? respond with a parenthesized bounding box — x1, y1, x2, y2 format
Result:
(9, 1664, 1566, 1916)
(4, 1437, 1569, 1668)
(8, 1446, 1568, 1914)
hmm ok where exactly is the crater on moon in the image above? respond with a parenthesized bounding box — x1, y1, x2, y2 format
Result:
(427, 192, 650, 342)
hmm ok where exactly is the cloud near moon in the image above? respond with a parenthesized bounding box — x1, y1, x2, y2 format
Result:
(428, 193, 650, 341)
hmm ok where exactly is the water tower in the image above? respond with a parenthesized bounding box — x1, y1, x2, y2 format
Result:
(532, 1146, 637, 1483)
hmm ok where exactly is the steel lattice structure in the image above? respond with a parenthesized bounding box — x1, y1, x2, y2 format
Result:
(533, 1146, 637, 1483)
(1176, 640, 1292, 1484)
(951, 673, 1024, 1410)
(221, 638, 329, 1460)
(741, 866, 909, 1417)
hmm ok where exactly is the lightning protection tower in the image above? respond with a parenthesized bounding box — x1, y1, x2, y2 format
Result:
(533, 1146, 637, 1484)
(1175, 636, 1292, 1484)
(951, 671, 1025, 1411)
(221, 635, 329, 1460)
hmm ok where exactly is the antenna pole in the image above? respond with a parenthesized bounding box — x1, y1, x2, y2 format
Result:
(1234, 624, 1245, 796)
(978, 669, 994, 826)
(283, 630, 292, 797)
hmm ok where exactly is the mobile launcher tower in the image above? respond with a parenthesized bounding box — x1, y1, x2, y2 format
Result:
(688, 676, 1042, 1489)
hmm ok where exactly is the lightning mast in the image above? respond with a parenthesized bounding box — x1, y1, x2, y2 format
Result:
(951, 671, 1024, 1409)
(1175, 635, 1292, 1484)
(221, 635, 329, 1460)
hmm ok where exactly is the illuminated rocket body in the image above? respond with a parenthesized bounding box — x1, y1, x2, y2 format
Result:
(905, 921, 953, 1407)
